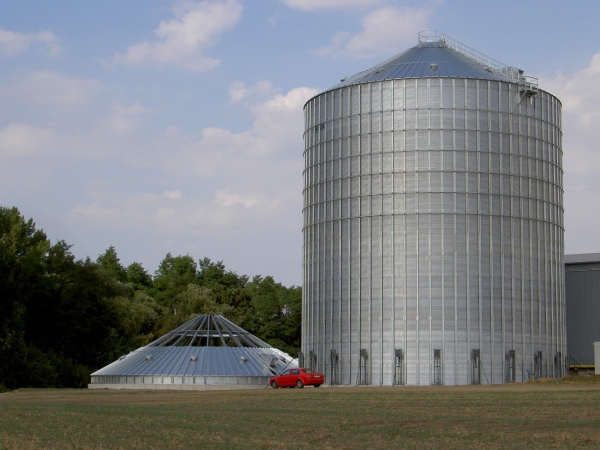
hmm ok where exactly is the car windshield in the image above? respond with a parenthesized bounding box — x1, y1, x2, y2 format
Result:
(302, 369, 315, 373)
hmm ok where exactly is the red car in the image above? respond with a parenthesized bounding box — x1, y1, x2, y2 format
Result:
(269, 368, 324, 388)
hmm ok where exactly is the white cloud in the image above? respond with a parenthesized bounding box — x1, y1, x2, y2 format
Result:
(564, 186, 600, 254)
(541, 53, 600, 179)
(540, 52, 600, 253)
(266, 11, 284, 26)
(0, 120, 120, 165)
(69, 84, 319, 237)
(316, 6, 430, 58)
(104, 102, 153, 137)
(0, 71, 100, 107)
(173, 85, 318, 167)
(228, 80, 275, 104)
(0, 64, 316, 252)
(215, 190, 269, 208)
(280, 0, 382, 10)
(0, 71, 158, 163)
(0, 28, 61, 57)
(163, 190, 183, 200)
(0, 124, 58, 158)
(70, 188, 282, 238)
(114, 0, 242, 71)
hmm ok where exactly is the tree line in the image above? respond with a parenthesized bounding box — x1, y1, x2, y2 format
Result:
(0, 206, 301, 390)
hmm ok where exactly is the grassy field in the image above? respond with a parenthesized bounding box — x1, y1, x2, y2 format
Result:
(1, 378, 600, 449)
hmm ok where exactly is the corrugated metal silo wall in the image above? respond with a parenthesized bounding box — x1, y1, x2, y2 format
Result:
(302, 78, 565, 385)
(565, 262, 600, 365)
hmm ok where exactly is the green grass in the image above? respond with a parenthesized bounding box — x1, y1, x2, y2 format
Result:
(1, 378, 600, 449)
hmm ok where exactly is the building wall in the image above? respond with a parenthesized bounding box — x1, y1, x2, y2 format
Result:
(302, 77, 565, 385)
(566, 261, 600, 365)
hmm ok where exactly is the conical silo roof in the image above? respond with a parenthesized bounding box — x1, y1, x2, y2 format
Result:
(326, 31, 527, 93)
(90, 315, 296, 389)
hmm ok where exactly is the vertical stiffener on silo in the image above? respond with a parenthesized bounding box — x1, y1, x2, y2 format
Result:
(302, 31, 565, 385)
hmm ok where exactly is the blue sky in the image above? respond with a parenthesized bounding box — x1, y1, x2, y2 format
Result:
(1, 0, 599, 286)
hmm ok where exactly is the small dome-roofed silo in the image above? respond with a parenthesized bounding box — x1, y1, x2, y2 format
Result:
(302, 31, 565, 386)
(89, 314, 297, 390)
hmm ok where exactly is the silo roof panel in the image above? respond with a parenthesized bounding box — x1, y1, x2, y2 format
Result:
(91, 314, 297, 378)
(328, 44, 513, 92)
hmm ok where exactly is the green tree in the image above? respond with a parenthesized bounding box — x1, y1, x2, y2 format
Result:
(0, 206, 304, 388)
(0, 207, 49, 325)
(198, 258, 251, 315)
(107, 291, 163, 352)
(244, 276, 302, 356)
(126, 262, 153, 291)
(0, 208, 130, 388)
(97, 246, 127, 283)
(0, 207, 52, 389)
(153, 253, 200, 309)
(155, 284, 240, 334)
(42, 257, 122, 368)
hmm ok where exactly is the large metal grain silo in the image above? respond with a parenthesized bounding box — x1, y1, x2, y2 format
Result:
(302, 31, 565, 386)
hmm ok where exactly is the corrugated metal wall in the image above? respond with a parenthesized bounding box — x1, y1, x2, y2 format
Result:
(565, 262, 600, 365)
(302, 78, 565, 385)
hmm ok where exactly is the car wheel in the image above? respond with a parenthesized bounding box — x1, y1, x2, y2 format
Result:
(296, 379, 304, 388)
(314, 384, 321, 388)
(271, 381, 278, 389)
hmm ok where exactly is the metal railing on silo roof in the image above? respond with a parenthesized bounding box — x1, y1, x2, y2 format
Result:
(417, 30, 538, 94)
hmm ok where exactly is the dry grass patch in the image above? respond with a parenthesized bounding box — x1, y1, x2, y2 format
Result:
(1, 379, 599, 449)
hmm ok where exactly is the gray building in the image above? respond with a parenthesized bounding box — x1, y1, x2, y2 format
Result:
(302, 31, 565, 385)
(565, 253, 600, 366)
